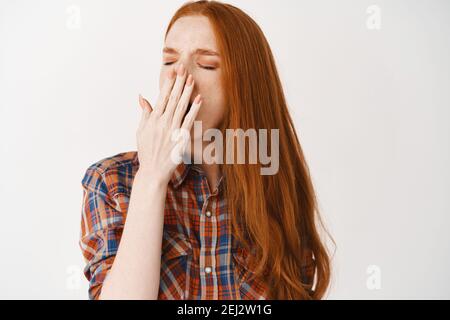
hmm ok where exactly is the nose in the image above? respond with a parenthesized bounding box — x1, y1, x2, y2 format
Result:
(174, 61, 197, 98)
(174, 59, 194, 76)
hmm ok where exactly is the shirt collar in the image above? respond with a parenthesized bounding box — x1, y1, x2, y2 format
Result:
(170, 161, 191, 189)
(171, 162, 225, 191)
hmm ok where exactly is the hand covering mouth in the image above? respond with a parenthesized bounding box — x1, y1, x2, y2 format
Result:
(182, 101, 193, 123)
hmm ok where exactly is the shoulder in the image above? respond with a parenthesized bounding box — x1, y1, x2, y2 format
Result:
(81, 151, 139, 196)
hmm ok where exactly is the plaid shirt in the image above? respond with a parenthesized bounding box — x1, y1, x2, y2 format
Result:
(79, 151, 273, 300)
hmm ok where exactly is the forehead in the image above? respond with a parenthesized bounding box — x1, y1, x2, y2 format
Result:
(165, 15, 218, 52)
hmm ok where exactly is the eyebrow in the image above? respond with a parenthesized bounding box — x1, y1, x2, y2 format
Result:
(163, 46, 220, 57)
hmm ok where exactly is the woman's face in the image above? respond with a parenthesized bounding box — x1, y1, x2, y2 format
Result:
(160, 15, 226, 142)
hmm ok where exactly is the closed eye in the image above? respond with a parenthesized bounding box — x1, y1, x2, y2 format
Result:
(163, 62, 216, 70)
(199, 65, 216, 70)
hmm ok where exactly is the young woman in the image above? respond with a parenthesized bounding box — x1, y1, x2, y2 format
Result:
(80, 0, 331, 300)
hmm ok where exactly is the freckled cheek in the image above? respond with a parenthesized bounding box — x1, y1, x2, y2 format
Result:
(196, 97, 226, 129)
(194, 77, 222, 99)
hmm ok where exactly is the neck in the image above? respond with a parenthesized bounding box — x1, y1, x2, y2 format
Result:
(199, 162, 221, 194)
(189, 140, 223, 193)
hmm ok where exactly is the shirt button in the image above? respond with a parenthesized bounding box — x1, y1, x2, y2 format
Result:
(204, 266, 212, 274)
(205, 210, 212, 217)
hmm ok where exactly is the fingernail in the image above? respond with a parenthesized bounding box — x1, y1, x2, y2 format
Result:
(186, 74, 193, 86)
(178, 64, 185, 76)
(194, 94, 202, 104)
(168, 69, 175, 79)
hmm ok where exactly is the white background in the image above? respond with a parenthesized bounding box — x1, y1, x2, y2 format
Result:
(1, 0, 449, 299)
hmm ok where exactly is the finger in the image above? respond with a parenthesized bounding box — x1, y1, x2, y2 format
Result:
(138, 95, 149, 130)
(171, 74, 194, 129)
(139, 94, 153, 113)
(181, 94, 202, 131)
(139, 94, 152, 122)
(162, 64, 187, 122)
(154, 68, 176, 116)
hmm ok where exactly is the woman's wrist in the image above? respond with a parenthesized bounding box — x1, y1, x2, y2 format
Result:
(134, 167, 169, 190)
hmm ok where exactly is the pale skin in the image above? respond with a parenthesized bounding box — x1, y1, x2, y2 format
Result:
(99, 16, 226, 299)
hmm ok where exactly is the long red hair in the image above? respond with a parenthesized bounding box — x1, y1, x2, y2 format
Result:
(165, 0, 333, 299)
